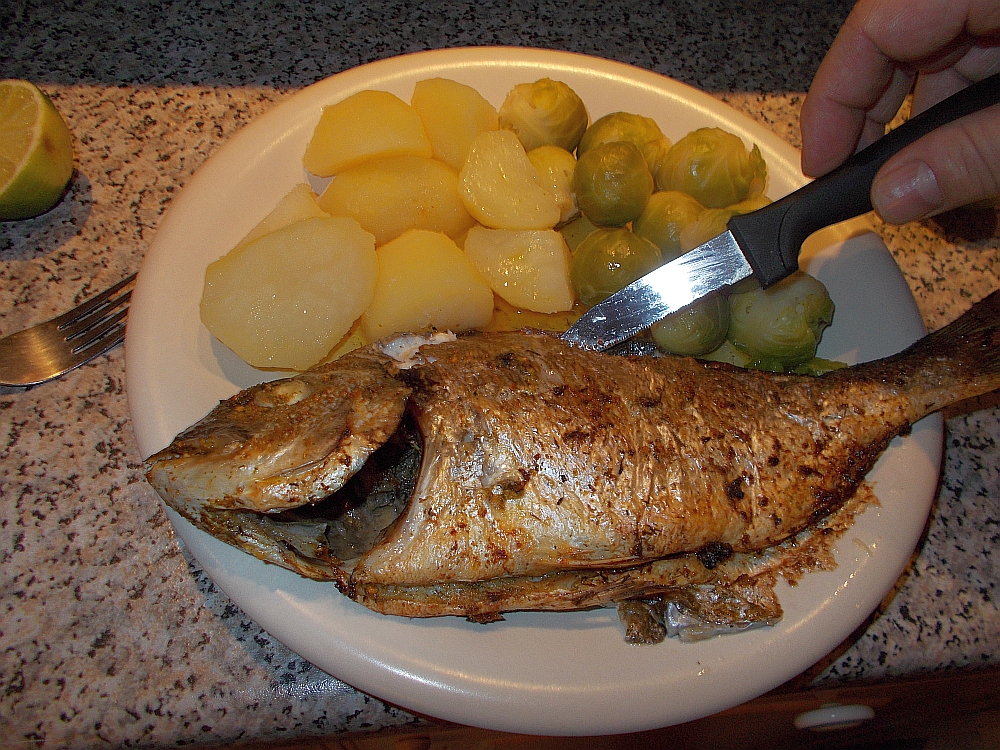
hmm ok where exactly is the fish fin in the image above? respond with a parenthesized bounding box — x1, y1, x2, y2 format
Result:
(848, 289, 1000, 416)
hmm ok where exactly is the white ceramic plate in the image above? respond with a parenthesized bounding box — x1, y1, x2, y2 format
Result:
(126, 48, 941, 736)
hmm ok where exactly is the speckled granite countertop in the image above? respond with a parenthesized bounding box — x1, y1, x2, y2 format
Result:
(1, 0, 998, 747)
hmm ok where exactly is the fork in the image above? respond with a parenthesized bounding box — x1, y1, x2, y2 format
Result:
(0, 273, 136, 387)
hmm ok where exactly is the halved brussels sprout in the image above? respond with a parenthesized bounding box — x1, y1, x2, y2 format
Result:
(727, 272, 834, 370)
(657, 127, 768, 208)
(701, 339, 753, 368)
(678, 208, 737, 253)
(560, 213, 599, 253)
(573, 141, 654, 227)
(578, 112, 672, 180)
(527, 145, 579, 223)
(650, 292, 729, 357)
(498, 79, 589, 153)
(633, 190, 705, 263)
(570, 228, 662, 307)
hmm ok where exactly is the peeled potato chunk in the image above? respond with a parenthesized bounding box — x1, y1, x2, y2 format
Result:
(411, 78, 499, 171)
(464, 226, 576, 313)
(201, 217, 378, 371)
(459, 130, 562, 230)
(303, 90, 432, 177)
(316, 155, 474, 245)
(361, 229, 494, 341)
(235, 183, 329, 251)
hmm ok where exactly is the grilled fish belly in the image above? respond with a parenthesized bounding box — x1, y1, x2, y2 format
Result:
(146, 291, 1000, 626)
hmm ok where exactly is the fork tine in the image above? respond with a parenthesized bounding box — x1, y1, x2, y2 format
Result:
(53, 272, 137, 330)
(61, 288, 132, 341)
(70, 306, 129, 352)
(68, 314, 128, 367)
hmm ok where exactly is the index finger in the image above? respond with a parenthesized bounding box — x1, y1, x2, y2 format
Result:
(800, 0, 976, 176)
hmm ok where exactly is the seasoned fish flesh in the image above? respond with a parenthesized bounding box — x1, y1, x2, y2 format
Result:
(146, 291, 1000, 632)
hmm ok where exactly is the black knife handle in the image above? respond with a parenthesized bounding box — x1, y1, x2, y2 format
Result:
(727, 71, 1000, 287)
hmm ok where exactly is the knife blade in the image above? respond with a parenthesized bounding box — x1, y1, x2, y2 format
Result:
(563, 71, 1000, 351)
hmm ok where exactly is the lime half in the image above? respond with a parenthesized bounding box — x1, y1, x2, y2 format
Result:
(0, 80, 74, 221)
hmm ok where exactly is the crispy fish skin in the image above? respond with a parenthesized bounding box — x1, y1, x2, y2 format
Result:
(146, 291, 1000, 620)
(351, 333, 914, 586)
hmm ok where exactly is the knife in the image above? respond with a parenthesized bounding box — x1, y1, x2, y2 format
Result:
(562, 72, 1000, 351)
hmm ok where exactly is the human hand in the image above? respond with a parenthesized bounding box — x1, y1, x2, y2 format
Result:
(799, 0, 1000, 224)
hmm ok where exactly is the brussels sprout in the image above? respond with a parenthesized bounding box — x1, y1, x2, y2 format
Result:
(560, 213, 599, 253)
(498, 78, 589, 153)
(678, 208, 737, 253)
(573, 141, 654, 227)
(527, 145, 579, 223)
(578, 112, 672, 180)
(633, 190, 705, 263)
(727, 272, 834, 370)
(570, 228, 662, 307)
(650, 292, 729, 356)
(657, 127, 768, 208)
(701, 339, 754, 368)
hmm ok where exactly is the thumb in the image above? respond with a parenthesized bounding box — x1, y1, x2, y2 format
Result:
(870, 105, 1000, 224)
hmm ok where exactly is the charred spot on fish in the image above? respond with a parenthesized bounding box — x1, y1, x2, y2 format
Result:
(726, 477, 745, 501)
(563, 429, 590, 443)
(797, 466, 818, 476)
(492, 351, 534, 379)
(759, 497, 769, 508)
(696, 541, 733, 569)
(767, 454, 780, 466)
(551, 385, 566, 397)
(810, 488, 842, 520)
(637, 394, 661, 408)
(492, 473, 530, 499)
(772, 514, 782, 526)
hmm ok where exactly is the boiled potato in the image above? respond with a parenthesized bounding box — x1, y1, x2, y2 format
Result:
(235, 183, 329, 251)
(458, 130, 562, 230)
(463, 226, 575, 313)
(411, 78, 499, 171)
(361, 229, 494, 340)
(201, 217, 377, 371)
(316, 155, 474, 245)
(303, 90, 432, 177)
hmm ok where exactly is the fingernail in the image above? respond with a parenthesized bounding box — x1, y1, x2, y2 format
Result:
(871, 161, 943, 224)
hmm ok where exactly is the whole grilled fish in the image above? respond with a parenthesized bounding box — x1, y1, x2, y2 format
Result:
(146, 291, 1000, 636)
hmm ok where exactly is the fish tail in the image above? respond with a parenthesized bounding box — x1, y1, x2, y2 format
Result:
(851, 289, 1000, 416)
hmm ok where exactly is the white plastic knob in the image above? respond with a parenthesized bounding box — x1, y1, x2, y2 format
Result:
(794, 703, 875, 731)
